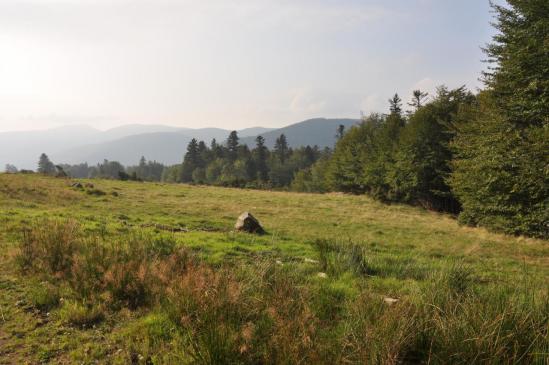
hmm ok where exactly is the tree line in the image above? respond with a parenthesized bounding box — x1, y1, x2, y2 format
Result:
(162, 132, 328, 188)
(293, 1, 548, 238)
(25, 132, 329, 189)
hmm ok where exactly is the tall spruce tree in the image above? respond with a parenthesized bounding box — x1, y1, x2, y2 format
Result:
(254, 135, 269, 182)
(181, 138, 200, 182)
(227, 131, 239, 161)
(388, 94, 403, 115)
(407, 90, 429, 111)
(274, 134, 289, 163)
(450, 0, 549, 237)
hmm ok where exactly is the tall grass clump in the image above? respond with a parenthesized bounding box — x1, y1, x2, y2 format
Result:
(17, 219, 192, 310)
(415, 265, 549, 364)
(17, 219, 79, 275)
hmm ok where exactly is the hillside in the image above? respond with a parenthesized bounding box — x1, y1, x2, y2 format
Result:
(0, 174, 547, 363)
(240, 118, 359, 148)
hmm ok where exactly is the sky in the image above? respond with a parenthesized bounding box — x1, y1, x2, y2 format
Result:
(0, 0, 499, 132)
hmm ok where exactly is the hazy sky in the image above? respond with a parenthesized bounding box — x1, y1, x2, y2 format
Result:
(0, 0, 498, 132)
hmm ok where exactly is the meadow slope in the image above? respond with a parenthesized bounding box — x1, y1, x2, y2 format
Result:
(0, 174, 547, 364)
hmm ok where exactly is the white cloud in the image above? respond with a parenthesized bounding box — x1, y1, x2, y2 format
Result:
(360, 94, 383, 114)
(412, 77, 437, 95)
(289, 88, 327, 114)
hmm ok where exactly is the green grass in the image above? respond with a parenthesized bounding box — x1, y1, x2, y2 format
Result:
(0, 174, 547, 364)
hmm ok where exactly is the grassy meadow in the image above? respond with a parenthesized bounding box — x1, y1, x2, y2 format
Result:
(0, 173, 547, 364)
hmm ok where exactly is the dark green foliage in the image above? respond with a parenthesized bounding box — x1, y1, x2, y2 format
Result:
(180, 138, 201, 182)
(450, 0, 549, 238)
(388, 93, 403, 115)
(93, 159, 126, 179)
(451, 94, 549, 237)
(328, 114, 384, 194)
(291, 152, 332, 193)
(253, 136, 269, 182)
(390, 86, 474, 211)
(483, 0, 549, 128)
(274, 134, 289, 163)
(226, 131, 240, 162)
(407, 89, 429, 112)
(326, 86, 474, 212)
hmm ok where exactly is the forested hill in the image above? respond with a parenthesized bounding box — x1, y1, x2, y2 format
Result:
(240, 118, 359, 149)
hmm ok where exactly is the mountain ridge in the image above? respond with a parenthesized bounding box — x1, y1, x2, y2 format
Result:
(1, 118, 358, 169)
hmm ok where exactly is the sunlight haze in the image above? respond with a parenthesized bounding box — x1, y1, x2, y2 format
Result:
(0, 0, 495, 132)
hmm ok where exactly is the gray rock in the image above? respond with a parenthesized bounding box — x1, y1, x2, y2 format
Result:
(235, 212, 265, 234)
(71, 182, 83, 189)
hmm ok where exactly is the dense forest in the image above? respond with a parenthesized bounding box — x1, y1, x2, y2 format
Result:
(9, 1, 547, 238)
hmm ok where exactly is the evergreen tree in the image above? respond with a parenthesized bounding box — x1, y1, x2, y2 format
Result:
(253, 135, 269, 181)
(407, 90, 429, 111)
(391, 86, 474, 211)
(211, 138, 224, 159)
(451, 0, 549, 237)
(482, 0, 548, 127)
(37, 153, 55, 175)
(327, 114, 384, 194)
(274, 134, 289, 163)
(227, 131, 239, 161)
(138, 156, 147, 179)
(181, 138, 200, 182)
(388, 93, 403, 115)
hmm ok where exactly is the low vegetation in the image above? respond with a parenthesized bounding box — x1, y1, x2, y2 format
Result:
(0, 174, 547, 363)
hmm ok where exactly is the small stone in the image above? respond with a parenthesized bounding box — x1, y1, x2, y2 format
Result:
(383, 297, 399, 305)
(317, 272, 328, 279)
(276, 260, 283, 265)
(304, 258, 319, 264)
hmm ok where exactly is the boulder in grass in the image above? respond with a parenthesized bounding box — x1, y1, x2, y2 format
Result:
(71, 182, 83, 189)
(234, 212, 265, 234)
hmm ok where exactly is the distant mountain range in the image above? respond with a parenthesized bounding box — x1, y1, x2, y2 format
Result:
(1, 118, 359, 169)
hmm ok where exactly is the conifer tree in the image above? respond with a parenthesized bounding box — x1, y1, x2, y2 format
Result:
(274, 134, 289, 163)
(407, 90, 429, 111)
(227, 131, 239, 161)
(253, 135, 269, 181)
(181, 138, 200, 182)
(37, 153, 55, 175)
(451, 0, 548, 237)
(388, 94, 402, 115)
